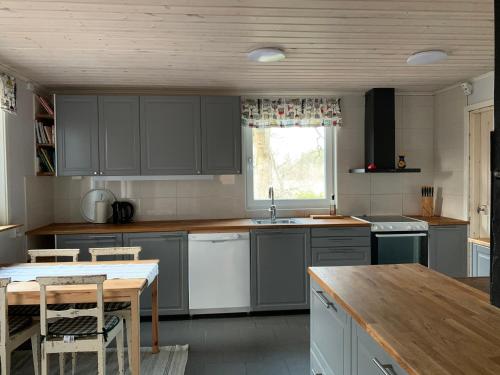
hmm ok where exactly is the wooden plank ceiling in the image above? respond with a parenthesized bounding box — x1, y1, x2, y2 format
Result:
(0, 0, 494, 92)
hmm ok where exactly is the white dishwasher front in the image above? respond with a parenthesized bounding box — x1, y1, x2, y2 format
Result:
(188, 232, 250, 314)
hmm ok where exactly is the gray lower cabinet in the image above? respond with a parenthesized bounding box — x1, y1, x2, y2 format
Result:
(311, 282, 408, 375)
(311, 227, 371, 267)
(55, 233, 123, 262)
(140, 96, 201, 175)
(310, 280, 351, 375)
(98, 96, 141, 175)
(201, 96, 241, 174)
(352, 320, 408, 375)
(428, 225, 468, 277)
(472, 243, 490, 277)
(250, 228, 311, 311)
(123, 232, 188, 316)
(56, 95, 99, 176)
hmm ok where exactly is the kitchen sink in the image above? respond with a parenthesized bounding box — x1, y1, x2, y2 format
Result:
(252, 218, 301, 225)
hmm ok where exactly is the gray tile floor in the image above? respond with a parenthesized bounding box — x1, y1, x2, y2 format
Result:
(141, 314, 310, 375)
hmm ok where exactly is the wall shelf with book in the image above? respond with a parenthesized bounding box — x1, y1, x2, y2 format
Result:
(34, 94, 56, 176)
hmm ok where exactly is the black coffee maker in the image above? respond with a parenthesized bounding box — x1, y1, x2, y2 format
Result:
(112, 201, 135, 224)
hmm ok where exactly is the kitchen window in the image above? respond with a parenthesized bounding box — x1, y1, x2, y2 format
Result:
(245, 126, 335, 209)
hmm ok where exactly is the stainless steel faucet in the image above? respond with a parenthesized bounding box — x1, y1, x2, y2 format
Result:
(268, 186, 277, 223)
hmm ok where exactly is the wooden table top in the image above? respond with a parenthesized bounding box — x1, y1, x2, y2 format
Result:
(4, 260, 158, 305)
(308, 264, 500, 375)
(409, 215, 469, 226)
(468, 237, 490, 247)
(456, 276, 490, 294)
(26, 217, 369, 235)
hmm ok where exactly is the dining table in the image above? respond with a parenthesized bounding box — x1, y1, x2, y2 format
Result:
(0, 259, 160, 375)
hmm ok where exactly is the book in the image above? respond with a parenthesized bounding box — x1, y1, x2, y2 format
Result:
(35, 95, 54, 116)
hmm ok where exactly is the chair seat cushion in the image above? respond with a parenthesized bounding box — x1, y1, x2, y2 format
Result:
(48, 315, 119, 339)
(76, 302, 131, 312)
(9, 304, 72, 316)
(8, 315, 33, 335)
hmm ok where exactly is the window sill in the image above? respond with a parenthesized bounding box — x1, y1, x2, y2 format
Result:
(0, 224, 23, 233)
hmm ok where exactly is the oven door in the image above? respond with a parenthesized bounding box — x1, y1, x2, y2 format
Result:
(371, 232, 428, 266)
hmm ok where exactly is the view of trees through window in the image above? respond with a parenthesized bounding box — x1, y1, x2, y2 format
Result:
(252, 127, 326, 200)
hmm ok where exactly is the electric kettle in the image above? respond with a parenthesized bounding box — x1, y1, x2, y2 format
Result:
(111, 201, 135, 224)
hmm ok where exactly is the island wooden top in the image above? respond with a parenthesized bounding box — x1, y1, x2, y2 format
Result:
(308, 264, 500, 375)
(409, 215, 469, 226)
(468, 237, 490, 247)
(26, 217, 369, 236)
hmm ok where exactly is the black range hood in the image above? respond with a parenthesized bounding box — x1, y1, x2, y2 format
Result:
(349, 88, 421, 173)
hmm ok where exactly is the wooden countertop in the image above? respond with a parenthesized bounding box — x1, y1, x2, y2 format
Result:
(308, 264, 500, 375)
(468, 237, 490, 247)
(409, 215, 469, 226)
(26, 217, 369, 236)
(456, 276, 490, 294)
(0, 224, 22, 233)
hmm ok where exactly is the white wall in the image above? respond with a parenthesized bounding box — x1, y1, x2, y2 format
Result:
(0, 79, 54, 262)
(53, 93, 435, 221)
(433, 72, 494, 220)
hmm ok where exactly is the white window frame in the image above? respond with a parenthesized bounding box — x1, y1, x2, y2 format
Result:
(244, 126, 336, 210)
(0, 111, 8, 225)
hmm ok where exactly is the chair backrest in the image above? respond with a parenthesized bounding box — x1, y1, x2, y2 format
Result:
(88, 247, 141, 261)
(28, 249, 80, 263)
(37, 275, 106, 339)
(0, 277, 11, 345)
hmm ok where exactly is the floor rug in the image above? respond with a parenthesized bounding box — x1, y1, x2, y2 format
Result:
(11, 345, 189, 375)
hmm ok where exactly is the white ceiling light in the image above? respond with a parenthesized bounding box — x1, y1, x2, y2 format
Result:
(247, 48, 286, 62)
(407, 50, 448, 65)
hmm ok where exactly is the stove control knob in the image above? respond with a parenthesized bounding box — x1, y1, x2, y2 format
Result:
(373, 225, 379, 231)
(388, 225, 393, 230)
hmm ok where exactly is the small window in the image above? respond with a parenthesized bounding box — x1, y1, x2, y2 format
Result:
(245, 126, 335, 209)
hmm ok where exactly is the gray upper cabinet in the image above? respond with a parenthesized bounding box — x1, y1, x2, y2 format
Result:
(123, 232, 188, 316)
(140, 96, 201, 175)
(201, 96, 241, 174)
(55, 233, 123, 262)
(428, 225, 468, 277)
(98, 96, 140, 175)
(56, 95, 99, 176)
(251, 228, 311, 311)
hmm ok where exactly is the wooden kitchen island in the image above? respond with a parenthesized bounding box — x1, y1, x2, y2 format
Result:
(308, 264, 500, 375)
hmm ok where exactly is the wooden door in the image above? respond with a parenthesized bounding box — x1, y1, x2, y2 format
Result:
(98, 96, 141, 175)
(201, 96, 241, 174)
(56, 95, 99, 176)
(140, 96, 201, 175)
(470, 107, 494, 238)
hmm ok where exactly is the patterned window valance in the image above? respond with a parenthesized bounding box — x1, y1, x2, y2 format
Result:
(0, 73, 16, 114)
(241, 97, 341, 128)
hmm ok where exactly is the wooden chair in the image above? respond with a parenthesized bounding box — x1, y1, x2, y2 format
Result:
(88, 247, 141, 367)
(28, 249, 80, 263)
(38, 275, 125, 375)
(12, 249, 80, 317)
(88, 247, 141, 262)
(0, 277, 40, 375)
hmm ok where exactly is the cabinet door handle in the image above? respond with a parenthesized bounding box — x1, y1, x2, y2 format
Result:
(312, 289, 337, 312)
(372, 358, 398, 375)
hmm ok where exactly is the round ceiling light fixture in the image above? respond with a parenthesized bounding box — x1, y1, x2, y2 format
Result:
(407, 50, 448, 65)
(247, 48, 286, 62)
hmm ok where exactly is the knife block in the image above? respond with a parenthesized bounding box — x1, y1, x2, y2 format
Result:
(421, 197, 434, 217)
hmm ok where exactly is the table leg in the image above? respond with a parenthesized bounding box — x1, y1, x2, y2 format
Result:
(130, 291, 141, 375)
(151, 277, 159, 354)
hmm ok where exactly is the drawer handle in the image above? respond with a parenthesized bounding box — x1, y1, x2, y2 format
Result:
(313, 290, 337, 312)
(372, 358, 398, 375)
